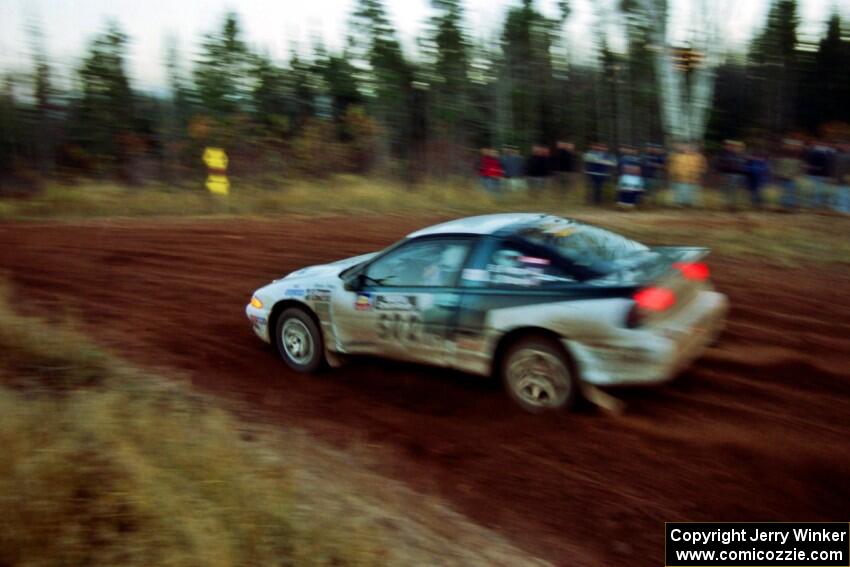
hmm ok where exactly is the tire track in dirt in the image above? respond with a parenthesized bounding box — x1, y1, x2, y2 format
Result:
(1, 216, 849, 567)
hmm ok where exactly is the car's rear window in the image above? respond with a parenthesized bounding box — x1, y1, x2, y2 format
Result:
(517, 221, 648, 272)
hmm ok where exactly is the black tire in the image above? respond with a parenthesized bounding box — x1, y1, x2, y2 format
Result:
(275, 307, 325, 373)
(501, 335, 576, 413)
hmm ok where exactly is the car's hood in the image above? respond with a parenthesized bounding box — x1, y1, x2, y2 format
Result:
(282, 252, 377, 281)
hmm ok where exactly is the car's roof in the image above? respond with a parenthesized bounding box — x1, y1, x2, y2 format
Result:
(406, 213, 558, 238)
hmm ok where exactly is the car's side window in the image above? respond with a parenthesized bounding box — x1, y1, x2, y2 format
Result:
(487, 243, 576, 288)
(365, 238, 471, 287)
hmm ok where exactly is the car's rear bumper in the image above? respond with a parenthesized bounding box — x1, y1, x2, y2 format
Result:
(568, 290, 729, 386)
(245, 304, 271, 343)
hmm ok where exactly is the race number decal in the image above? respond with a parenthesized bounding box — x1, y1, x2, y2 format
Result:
(377, 312, 423, 341)
(374, 294, 443, 346)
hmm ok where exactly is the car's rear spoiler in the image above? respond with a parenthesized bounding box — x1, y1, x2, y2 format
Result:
(649, 246, 710, 264)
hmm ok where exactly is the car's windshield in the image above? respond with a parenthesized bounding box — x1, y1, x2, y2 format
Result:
(517, 219, 649, 274)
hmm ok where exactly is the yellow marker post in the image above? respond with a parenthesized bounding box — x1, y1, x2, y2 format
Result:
(203, 147, 229, 196)
(206, 175, 230, 195)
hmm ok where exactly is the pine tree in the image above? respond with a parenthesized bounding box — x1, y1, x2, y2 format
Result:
(0, 75, 20, 186)
(286, 53, 318, 132)
(423, 0, 471, 145)
(165, 36, 191, 128)
(348, 0, 414, 162)
(251, 54, 287, 129)
(749, 0, 799, 135)
(316, 50, 363, 125)
(813, 13, 849, 127)
(193, 13, 255, 117)
(73, 21, 136, 174)
(501, 0, 558, 148)
(29, 19, 55, 175)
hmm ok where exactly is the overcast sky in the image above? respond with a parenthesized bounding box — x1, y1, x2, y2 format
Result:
(0, 0, 843, 91)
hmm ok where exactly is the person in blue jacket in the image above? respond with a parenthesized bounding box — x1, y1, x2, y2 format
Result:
(745, 148, 770, 208)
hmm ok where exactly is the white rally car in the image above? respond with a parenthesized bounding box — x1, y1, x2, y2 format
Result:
(246, 214, 728, 412)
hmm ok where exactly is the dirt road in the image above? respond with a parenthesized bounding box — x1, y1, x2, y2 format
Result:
(2, 215, 849, 566)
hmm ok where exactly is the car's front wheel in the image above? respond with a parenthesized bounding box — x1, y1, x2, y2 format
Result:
(276, 308, 325, 373)
(502, 336, 576, 413)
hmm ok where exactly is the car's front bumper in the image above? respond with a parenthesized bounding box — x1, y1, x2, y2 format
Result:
(568, 290, 729, 386)
(245, 304, 271, 343)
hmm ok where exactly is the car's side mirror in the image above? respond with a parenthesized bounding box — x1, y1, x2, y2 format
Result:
(343, 272, 364, 292)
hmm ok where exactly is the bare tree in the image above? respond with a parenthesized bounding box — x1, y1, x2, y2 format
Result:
(639, 0, 724, 143)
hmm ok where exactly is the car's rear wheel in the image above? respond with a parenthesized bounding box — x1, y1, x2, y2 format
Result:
(276, 307, 325, 373)
(502, 336, 576, 413)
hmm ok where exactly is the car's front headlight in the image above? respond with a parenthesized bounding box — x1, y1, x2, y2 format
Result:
(250, 296, 264, 309)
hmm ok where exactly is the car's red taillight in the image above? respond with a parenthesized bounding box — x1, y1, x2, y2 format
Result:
(628, 286, 676, 328)
(634, 286, 676, 311)
(673, 261, 710, 281)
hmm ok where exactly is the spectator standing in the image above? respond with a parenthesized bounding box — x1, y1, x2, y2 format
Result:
(553, 141, 576, 193)
(617, 164, 644, 209)
(583, 143, 616, 205)
(772, 139, 803, 210)
(804, 141, 836, 209)
(527, 145, 551, 193)
(500, 146, 526, 192)
(477, 148, 503, 193)
(717, 140, 747, 209)
(641, 143, 666, 203)
(618, 145, 641, 173)
(744, 148, 770, 208)
(833, 142, 850, 214)
(668, 142, 707, 207)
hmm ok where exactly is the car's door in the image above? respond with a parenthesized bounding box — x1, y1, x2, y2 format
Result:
(453, 236, 584, 374)
(331, 236, 475, 366)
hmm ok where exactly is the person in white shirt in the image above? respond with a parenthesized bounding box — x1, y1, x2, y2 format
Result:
(617, 164, 645, 209)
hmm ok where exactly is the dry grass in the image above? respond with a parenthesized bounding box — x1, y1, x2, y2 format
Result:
(0, 176, 507, 218)
(0, 175, 818, 219)
(0, 175, 656, 218)
(2, 176, 848, 267)
(0, 290, 550, 567)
